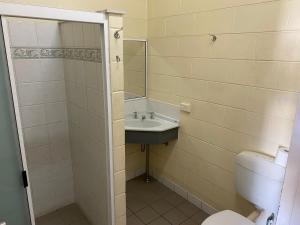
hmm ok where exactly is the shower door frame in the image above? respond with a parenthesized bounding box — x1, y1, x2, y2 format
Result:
(0, 3, 115, 225)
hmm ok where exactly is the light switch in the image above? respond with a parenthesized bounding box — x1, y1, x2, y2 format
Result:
(180, 102, 191, 113)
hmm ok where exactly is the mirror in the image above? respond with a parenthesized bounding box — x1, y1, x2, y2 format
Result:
(123, 40, 147, 100)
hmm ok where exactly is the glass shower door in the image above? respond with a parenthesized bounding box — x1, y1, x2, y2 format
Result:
(0, 20, 32, 225)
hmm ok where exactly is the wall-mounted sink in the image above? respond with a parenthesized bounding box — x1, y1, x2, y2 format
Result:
(125, 113, 179, 145)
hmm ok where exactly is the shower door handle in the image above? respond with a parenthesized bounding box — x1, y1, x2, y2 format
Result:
(0, 222, 6, 225)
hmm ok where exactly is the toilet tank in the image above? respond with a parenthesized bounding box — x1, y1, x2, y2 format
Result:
(235, 151, 286, 212)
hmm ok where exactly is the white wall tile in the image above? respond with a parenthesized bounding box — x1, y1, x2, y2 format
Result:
(40, 59, 65, 81)
(43, 81, 66, 103)
(8, 19, 38, 47)
(48, 122, 69, 143)
(14, 59, 42, 83)
(21, 105, 46, 128)
(45, 102, 68, 123)
(36, 21, 62, 47)
(24, 125, 49, 149)
(17, 83, 45, 106)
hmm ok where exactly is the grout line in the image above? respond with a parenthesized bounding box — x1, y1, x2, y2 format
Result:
(148, 0, 277, 20)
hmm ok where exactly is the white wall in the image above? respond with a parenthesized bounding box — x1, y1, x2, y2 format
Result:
(7, 18, 74, 217)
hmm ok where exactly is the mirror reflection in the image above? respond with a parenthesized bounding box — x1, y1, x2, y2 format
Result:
(123, 40, 146, 100)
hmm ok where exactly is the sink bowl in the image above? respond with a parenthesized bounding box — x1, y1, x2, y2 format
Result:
(125, 115, 179, 144)
(125, 119, 161, 129)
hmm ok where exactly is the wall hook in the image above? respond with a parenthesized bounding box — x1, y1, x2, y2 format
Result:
(116, 55, 121, 62)
(114, 27, 123, 39)
(209, 34, 217, 42)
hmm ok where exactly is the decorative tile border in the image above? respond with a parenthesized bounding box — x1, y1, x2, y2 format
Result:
(11, 47, 102, 62)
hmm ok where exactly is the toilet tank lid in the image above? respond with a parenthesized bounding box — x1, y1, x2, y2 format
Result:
(236, 151, 285, 182)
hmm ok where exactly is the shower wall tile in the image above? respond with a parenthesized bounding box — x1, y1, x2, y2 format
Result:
(24, 125, 50, 149)
(17, 83, 45, 106)
(20, 105, 46, 128)
(61, 21, 109, 225)
(45, 102, 68, 124)
(13, 59, 42, 83)
(8, 19, 38, 47)
(36, 21, 62, 47)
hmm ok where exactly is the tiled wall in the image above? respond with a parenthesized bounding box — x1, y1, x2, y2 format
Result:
(8, 18, 74, 217)
(147, 0, 300, 215)
(124, 41, 146, 99)
(0, 0, 147, 39)
(60, 21, 109, 225)
(108, 13, 127, 225)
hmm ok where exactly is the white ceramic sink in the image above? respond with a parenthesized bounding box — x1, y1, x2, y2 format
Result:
(125, 119, 161, 129)
(125, 115, 179, 132)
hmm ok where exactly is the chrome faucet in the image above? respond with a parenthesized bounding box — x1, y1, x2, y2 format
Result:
(133, 112, 138, 119)
(149, 112, 155, 119)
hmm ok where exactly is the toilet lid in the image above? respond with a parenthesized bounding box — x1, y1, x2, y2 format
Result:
(202, 210, 255, 225)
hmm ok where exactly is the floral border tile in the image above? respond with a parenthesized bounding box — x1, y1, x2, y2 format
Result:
(11, 47, 102, 62)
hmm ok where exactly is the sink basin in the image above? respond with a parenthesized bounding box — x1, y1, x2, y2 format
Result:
(125, 114, 179, 144)
(125, 119, 162, 129)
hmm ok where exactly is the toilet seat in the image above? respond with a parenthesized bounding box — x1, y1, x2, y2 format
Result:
(202, 210, 255, 225)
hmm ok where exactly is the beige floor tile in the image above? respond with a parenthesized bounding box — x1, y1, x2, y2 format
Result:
(176, 201, 200, 217)
(136, 207, 160, 224)
(190, 211, 209, 224)
(127, 215, 144, 225)
(151, 199, 174, 215)
(127, 197, 148, 212)
(180, 219, 198, 225)
(163, 208, 188, 225)
(164, 192, 187, 206)
(149, 217, 171, 225)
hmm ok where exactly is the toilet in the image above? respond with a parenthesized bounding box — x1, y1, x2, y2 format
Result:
(202, 151, 287, 225)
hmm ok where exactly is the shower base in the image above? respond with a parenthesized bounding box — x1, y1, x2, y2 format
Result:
(35, 203, 90, 225)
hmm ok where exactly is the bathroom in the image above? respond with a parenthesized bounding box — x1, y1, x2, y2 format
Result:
(1, 1, 300, 225)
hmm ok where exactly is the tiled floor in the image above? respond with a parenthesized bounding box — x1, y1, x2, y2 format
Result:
(127, 177, 209, 225)
(35, 203, 90, 225)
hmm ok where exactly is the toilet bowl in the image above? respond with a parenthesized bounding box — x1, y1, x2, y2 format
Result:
(202, 210, 254, 225)
(201, 151, 287, 225)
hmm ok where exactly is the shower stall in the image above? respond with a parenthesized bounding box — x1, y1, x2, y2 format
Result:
(0, 4, 114, 225)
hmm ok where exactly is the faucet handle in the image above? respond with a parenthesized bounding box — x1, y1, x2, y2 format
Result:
(133, 112, 138, 119)
(149, 112, 155, 119)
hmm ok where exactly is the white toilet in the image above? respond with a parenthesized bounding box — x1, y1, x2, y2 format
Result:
(202, 151, 287, 225)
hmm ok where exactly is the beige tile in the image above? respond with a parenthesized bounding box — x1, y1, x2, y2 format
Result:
(109, 15, 123, 29)
(164, 192, 186, 206)
(176, 201, 200, 217)
(115, 170, 126, 195)
(112, 91, 125, 120)
(113, 119, 125, 147)
(123, 17, 147, 39)
(127, 197, 147, 213)
(148, 18, 165, 38)
(165, 14, 197, 36)
(149, 217, 171, 225)
(114, 145, 126, 172)
(163, 208, 187, 225)
(127, 215, 144, 225)
(136, 207, 159, 224)
(151, 199, 174, 215)
(115, 193, 127, 217)
(116, 214, 126, 225)
(190, 211, 209, 224)
(111, 62, 124, 92)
